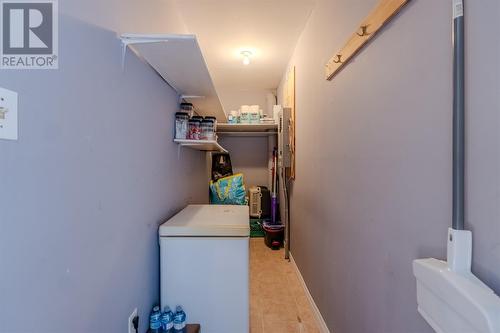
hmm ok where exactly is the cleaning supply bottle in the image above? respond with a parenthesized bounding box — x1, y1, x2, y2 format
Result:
(149, 305, 162, 333)
(161, 306, 174, 332)
(173, 305, 186, 332)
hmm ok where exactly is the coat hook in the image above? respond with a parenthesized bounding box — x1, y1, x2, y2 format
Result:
(333, 54, 342, 64)
(357, 25, 371, 37)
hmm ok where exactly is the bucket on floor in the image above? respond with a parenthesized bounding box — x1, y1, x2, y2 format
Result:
(262, 222, 284, 250)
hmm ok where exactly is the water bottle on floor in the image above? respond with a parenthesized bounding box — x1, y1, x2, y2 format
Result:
(173, 305, 186, 332)
(149, 305, 162, 333)
(161, 306, 174, 332)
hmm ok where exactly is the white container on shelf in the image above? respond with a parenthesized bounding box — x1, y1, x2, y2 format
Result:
(175, 112, 190, 139)
(240, 105, 250, 124)
(249, 111, 260, 124)
(249, 105, 260, 124)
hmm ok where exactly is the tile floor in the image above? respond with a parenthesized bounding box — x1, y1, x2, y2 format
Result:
(250, 238, 321, 333)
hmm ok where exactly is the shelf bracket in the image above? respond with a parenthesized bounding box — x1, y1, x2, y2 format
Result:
(119, 37, 168, 71)
(121, 41, 129, 71)
(181, 95, 206, 100)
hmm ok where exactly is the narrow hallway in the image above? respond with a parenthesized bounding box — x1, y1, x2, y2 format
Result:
(250, 239, 321, 333)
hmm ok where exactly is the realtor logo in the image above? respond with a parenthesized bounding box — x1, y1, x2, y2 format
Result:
(1, 0, 58, 69)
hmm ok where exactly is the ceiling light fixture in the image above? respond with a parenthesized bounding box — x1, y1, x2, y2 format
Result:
(241, 51, 252, 65)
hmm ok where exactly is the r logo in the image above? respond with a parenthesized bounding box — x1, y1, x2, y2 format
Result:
(2, 2, 53, 54)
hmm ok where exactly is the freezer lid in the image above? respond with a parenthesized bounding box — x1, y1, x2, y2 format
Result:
(159, 205, 250, 237)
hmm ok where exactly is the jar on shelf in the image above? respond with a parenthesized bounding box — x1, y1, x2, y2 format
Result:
(200, 119, 215, 141)
(188, 118, 201, 140)
(240, 110, 250, 124)
(204, 116, 217, 132)
(175, 112, 189, 139)
(180, 103, 194, 118)
(249, 110, 260, 124)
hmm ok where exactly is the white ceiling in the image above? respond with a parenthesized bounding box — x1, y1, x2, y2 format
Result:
(174, 0, 315, 91)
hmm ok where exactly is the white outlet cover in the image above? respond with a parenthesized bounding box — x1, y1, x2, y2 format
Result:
(0, 87, 18, 141)
(128, 308, 138, 333)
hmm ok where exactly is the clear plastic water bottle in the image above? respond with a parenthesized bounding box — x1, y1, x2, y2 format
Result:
(161, 306, 174, 332)
(173, 306, 186, 332)
(149, 305, 162, 333)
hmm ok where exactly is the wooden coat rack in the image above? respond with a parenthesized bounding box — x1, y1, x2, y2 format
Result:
(325, 0, 411, 80)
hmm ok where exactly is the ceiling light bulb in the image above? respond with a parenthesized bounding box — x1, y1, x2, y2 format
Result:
(241, 51, 252, 65)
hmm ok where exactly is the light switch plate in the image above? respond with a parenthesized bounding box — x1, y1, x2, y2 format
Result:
(0, 87, 18, 140)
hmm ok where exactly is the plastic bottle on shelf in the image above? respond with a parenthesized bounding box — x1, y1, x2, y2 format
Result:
(173, 306, 186, 332)
(228, 111, 238, 124)
(161, 306, 174, 332)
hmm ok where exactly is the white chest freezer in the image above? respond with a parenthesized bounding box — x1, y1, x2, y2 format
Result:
(159, 204, 250, 333)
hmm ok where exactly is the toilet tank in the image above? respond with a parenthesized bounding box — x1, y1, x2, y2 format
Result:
(413, 258, 500, 333)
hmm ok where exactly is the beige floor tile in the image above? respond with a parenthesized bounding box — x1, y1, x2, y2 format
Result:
(251, 322, 264, 333)
(262, 319, 307, 333)
(250, 238, 321, 333)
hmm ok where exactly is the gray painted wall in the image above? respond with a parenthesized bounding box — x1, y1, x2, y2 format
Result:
(0, 2, 208, 332)
(278, 0, 500, 332)
(219, 136, 271, 189)
(218, 88, 275, 116)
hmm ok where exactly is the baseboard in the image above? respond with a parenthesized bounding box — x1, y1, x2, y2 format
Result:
(290, 253, 331, 333)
